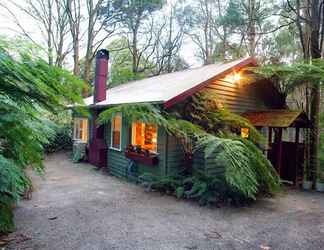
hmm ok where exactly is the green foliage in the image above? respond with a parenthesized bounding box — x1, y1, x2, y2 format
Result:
(197, 135, 258, 199)
(176, 92, 266, 145)
(110, 67, 146, 87)
(141, 170, 251, 206)
(0, 156, 31, 234)
(106, 38, 149, 87)
(0, 39, 84, 233)
(44, 124, 73, 153)
(254, 60, 324, 105)
(0, 204, 15, 234)
(241, 138, 281, 194)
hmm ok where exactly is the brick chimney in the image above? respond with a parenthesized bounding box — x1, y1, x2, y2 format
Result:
(94, 49, 109, 103)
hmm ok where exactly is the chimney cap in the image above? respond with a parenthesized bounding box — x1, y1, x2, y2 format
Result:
(96, 49, 109, 60)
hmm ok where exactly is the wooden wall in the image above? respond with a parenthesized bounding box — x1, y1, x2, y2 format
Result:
(201, 78, 267, 114)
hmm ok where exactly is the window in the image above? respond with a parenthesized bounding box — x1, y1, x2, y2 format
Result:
(73, 118, 88, 142)
(131, 122, 157, 153)
(111, 113, 122, 150)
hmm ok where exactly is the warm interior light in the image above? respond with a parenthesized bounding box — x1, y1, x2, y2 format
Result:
(241, 127, 249, 139)
(132, 122, 157, 152)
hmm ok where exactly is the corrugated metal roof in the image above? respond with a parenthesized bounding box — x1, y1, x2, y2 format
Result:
(242, 110, 309, 128)
(84, 57, 255, 107)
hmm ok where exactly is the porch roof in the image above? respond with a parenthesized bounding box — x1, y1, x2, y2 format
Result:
(242, 110, 310, 128)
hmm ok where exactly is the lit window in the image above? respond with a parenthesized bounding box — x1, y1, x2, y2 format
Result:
(73, 118, 88, 142)
(131, 122, 157, 153)
(241, 127, 250, 139)
(111, 113, 122, 150)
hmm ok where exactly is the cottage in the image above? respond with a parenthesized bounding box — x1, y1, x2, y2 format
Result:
(72, 49, 309, 186)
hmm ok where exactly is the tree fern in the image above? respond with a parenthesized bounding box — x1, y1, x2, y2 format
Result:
(0, 39, 84, 233)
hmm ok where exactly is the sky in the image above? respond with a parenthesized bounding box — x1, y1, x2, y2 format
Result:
(0, 0, 200, 70)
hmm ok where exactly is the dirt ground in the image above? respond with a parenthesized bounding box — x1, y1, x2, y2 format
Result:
(6, 152, 324, 250)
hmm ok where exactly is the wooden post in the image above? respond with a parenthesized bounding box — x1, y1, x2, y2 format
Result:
(295, 127, 300, 186)
(277, 128, 283, 176)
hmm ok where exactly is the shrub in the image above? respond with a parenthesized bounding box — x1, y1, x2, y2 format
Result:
(140, 170, 252, 206)
(0, 156, 31, 234)
(44, 124, 73, 153)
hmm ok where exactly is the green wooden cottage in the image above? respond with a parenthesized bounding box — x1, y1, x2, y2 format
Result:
(72, 49, 309, 186)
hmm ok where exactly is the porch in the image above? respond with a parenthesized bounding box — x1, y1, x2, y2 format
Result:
(243, 110, 310, 186)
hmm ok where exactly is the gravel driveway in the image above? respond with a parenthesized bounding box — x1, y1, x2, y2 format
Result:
(7, 152, 324, 250)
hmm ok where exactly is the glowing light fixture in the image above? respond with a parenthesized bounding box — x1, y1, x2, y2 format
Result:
(223, 72, 241, 84)
(241, 127, 249, 139)
(233, 72, 241, 82)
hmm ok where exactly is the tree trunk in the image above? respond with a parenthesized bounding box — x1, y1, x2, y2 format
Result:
(132, 25, 139, 73)
(247, 0, 256, 56)
(309, 0, 321, 186)
(47, 0, 53, 66)
(84, 0, 95, 85)
(73, 38, 80, 76)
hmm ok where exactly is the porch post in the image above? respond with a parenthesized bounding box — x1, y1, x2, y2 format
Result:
(295, 127, 300, 186)
(277, 128, 283, 176)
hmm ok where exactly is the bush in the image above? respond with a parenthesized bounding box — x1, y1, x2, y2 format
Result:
(44, 124, 73, 153)
(0, 156, 31, 234)
(140, 170, 254, 206)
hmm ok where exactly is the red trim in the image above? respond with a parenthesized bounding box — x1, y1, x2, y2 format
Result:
(164, 57, 257, 109)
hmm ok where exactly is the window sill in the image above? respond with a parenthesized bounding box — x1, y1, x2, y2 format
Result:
(73, 139, 88, 144)
(125, 150, 159, 166)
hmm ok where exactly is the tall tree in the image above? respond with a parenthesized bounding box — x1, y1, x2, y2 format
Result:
(178, 0, 219, 64)
(1, 0, 71, 67)
(99, 0, 165, 74)
(151, 3, 186, 74)
(282, 0, 323, 185)
(66, 0, 82, 76)
(309, 0, 322, 186)
(83, 0, 118, 84)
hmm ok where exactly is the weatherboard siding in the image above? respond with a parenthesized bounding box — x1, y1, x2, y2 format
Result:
(106, 119, 129, 178)
(165, 136, 185, 175)
(202, 79, 266, 114)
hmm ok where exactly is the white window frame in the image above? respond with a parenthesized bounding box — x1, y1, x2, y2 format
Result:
(73, 118, 88, 143)
(110, 113, 122, 151)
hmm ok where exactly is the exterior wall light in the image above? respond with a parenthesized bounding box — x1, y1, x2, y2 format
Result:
(241, 127, 250, 139)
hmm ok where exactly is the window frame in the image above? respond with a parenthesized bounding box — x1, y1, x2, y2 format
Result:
(131, 121, 158, 154)
(73, 118, 88, 143)
(110, 113, 122, 151)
